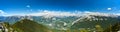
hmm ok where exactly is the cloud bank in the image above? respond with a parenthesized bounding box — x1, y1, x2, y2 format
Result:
(29, 10, 81, 17)
(1, 10, 118, 18)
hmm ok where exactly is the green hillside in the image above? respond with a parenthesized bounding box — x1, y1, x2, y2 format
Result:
(11, 19, 50, 32)
(104, 22, 120, 32)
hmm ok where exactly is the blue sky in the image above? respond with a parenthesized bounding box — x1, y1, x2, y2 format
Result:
(0, 0, 120, 16)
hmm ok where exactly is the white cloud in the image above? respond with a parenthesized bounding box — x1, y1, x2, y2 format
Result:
(83, 11, 114, 17)
(2, 10, 118, 18)
(27, 10, 117, 18)
(29, 10, 82, 18)
(0, 10, 7, 16)
(26, 5, 30, 8)
(107, 8, 112, 10)
(0, 10, 5, 14)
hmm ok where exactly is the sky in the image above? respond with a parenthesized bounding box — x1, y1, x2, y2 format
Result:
(0, 0, 120, 16)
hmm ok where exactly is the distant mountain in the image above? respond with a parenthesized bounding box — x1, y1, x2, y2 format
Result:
(70, 15, 120, 31)
(0, 16, 24, 24)
(0, 15, 79, 30)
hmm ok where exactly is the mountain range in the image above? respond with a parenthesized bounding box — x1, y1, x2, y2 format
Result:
(0, 12, 120, 32)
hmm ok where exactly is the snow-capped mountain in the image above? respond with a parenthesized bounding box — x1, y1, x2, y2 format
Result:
(71, 14, 120, 31)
